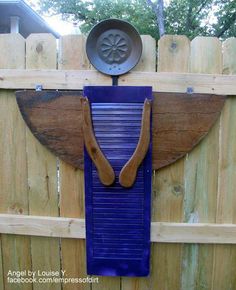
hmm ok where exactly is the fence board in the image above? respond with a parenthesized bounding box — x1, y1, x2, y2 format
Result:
(59, 35, 91, 70)
(26, 33, 61, 290)
(1, 69, 236, 94)
(181, 37, 222, 290)
(59, 35, 91, 290)
(157, 35, 190, 72)
(133, 35, 156, 72)
(212, 37, 236, 290)
(151, 35, 190, 290)
(0, 34, 32, 290)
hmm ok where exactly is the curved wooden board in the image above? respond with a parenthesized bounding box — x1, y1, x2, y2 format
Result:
(16, 91, 84, 168)
(16, 91, 226, 170)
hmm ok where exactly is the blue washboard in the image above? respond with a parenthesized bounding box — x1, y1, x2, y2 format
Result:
(84, 86, 152, 277)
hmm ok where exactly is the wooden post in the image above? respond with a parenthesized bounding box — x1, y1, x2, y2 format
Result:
(0, 34, 32, 290)
(212, 37, 236, 290)
(152, 35, 190, 290)
(26, 34, 61, 290)
(181, 36, 223, 290)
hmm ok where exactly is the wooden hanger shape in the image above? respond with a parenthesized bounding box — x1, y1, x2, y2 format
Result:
(119, 99, 151, 188)
(82, 97, 115, 186)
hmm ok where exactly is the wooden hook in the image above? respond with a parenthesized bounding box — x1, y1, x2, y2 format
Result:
(119, 99, 152, 188)
(82, 97, 115, 186)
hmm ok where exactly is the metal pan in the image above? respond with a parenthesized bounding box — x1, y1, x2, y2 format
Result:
(86, 19, 142, 76)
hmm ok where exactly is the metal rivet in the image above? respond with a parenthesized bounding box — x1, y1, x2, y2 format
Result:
(35, 84, 43, 91)
(187, 87, 194, 94)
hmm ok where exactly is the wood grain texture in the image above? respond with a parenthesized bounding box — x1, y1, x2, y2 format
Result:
(2, 69, 236, 94)
(26, 34, 57, 69)
(0, 33, 32, 290)
(133, 35, 156, 72)
(60, 163, 90, 290)
(119, 99, 151, 187)
(58, 34, 91, 290)
(158, 35, 190, 72)
(2, 213, 236, 244)
(82, 97, 115, 186)
(152, 35, 190, 290)
(59, 35, 91, 70)
(26, 34, 61, 290)
(0, 34, 25, 69)
(16, 90, 84, 168)
(16, 91, 225, 171)
(181, 37, 223, 290)
(212, 37, 236, 290)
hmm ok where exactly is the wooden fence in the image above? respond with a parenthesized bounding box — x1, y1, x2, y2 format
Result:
(0, 32, 236, 290)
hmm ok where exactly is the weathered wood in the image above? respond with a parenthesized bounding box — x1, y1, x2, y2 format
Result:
(158, 35, 190, 72)
(26, 33, 61, 290)
(212, 37, 236, 290)
(16, 90, 226, 171)
(181, 36, 222, 290)
(26, 34, 57, 69)
(133, 35, 156, 71)
(0, 34, 32, 290)
(82, 97, 115, 186)
(153, 34, 190, 290)
(119, 99, 151, 187)
(59, 35, 91, 70)
(1, 214, 236, 244)
(1, 69, 236, 94)
(16, 90, 84, 168)
(58, 34, 91, 290)
(0, 34, 25, 69)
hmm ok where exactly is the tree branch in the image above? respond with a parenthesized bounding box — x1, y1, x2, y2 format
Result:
(216, 11, 236, 37)
(146, 0, 157, 13)
(146, 0, 165, 37)
(158, 0, 165, 37)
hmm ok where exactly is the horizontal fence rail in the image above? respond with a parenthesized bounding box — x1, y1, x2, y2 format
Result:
(0, 69, 236, 94)
(0, 214, 236, 244)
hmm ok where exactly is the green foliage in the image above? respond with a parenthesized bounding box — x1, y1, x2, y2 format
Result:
(38, 0, 236, 39)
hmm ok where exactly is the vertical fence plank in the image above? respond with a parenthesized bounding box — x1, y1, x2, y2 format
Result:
(133, 35, 156, 71)
(157, 34, 190, 72)
(181, 37, 222, 290)
(26, 34, 61, 290)
(211, 37, 236, 290)
(59, 35, 91, 290)
(26, 34, 57, 69)
(59, 35, 90, 69)
(0, 34, 32, 290)
(149, 35, 190, 290)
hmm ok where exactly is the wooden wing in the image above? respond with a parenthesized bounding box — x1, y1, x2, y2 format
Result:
(16, 91, 226, 170)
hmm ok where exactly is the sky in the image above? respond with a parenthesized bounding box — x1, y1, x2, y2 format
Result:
(26, 0, 171, 35)
(26, 0, 76, 35)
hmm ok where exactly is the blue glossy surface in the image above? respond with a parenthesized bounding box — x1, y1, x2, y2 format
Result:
(84, 86, 152, 277)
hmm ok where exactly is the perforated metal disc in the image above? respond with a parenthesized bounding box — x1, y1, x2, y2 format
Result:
(86, 19, 142, 76)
